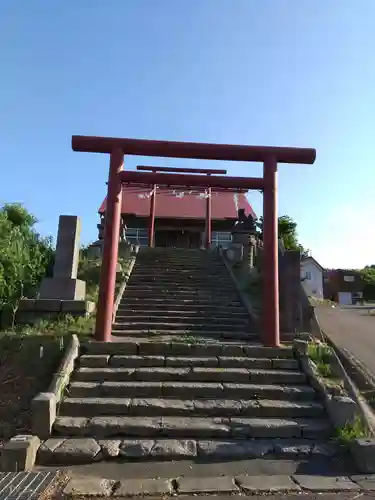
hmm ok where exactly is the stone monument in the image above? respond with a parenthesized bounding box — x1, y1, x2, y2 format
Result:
(17, 215, 95, 325)
(39, 216, 85, 300)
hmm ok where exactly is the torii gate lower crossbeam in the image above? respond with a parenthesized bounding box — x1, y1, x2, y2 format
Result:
(71, 135, 316, 348)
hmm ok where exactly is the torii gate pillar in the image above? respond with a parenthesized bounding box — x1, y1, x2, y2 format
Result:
(262, 156, 279, 347)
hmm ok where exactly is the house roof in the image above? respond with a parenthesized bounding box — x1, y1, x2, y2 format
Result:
(301, 256, 324, 272)
(99, 186, 256, 220)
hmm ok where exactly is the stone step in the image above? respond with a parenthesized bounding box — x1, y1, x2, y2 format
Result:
(129, 276, 230, 282)
(117, 304, 246, 312)
(124, 287, 238, 300)
(53, 415, 332, 439)
(68, 381, 315, 400)
(115, 309, 250, 318)
(59, 397, 325, 418)
(37, 437, 343, 465)
(79, 354, 299, 370)
(130, 270, 229, 274)
(82, 341, 294, 358)
(114, 316, 251, 326)
(114, 332, 293, 343)
(129, 274, 231, 280)
(112, 322, 251, 332)
(115, 335, 263, 345)
(126, 285, 234, 291)
(73, 367, 307, 384)
(120, 299, 242, 305)
(134, 260, 224, 265)
(111, 330, 258, 339)
(137, 266, 225, 270)
(121, 293, 240, 299)
(117, 300, 244, 308)
(131, 274, 227, 278)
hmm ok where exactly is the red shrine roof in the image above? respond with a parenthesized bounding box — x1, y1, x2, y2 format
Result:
(99, 185, 256, 220)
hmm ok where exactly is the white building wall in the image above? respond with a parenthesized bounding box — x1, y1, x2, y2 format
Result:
(300, 259, 323, 299)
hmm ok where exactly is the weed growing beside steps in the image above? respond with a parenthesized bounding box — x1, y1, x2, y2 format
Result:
(334, 415, 370, 446)
(308, 342, 335, 379)
(307, 341, 371, 446)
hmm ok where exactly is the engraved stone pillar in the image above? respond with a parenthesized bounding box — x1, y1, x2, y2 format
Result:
(39, 215, 86, 300)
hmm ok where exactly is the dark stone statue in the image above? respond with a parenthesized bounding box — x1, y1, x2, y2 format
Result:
(234, 208, 256, 232)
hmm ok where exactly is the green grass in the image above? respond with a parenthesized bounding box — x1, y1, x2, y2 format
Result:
(78, 256, 132, 303)
(308, 342, 340, 381)
(308, 342, 333, 364)
(334, 415, 370, 445)
(1, 255, 133, 337)
(316, 361, 333, 378)
(2, 314, 95, 337)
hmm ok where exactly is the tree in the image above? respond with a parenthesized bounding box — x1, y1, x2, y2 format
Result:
(256, 215, 309, 256)
(0, 203, 54, 325)
(360, 266, 375, 301)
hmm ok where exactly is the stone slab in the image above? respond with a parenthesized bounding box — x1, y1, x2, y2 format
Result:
(151, 439, 197, 458)
(0, 435, 41, 471)
(129, 398, 195, 416)
(18, 299, 36, 311)
(61, 300, 95, 314)
(197, 440, 273, 458)
(350, 438, 375, 473)
(114, 478, 172, 496)
(61, 398, 132, 416)
(273, 440, 312, 456)
(64, 477, 115, 496)
(177, 476, 238, 494)
(39, 277, 86, 301)
(110, 355, 165, 367)
(236, 474, 300, 492)
(351, 475, 375, 490)
(49, 438, 101, 464)
(98, 440, 122, 458)
(230, 417, 302, 438)
(160, 416, 230, 438)
(85, 342, 138, 355)
(34, 299, 63, 312)
(293, 475, 360, 491)
(80, 355, 110, 368)
(119, 440, 155, 458)
(166, 356, 218, 367)
(88, 416, 161, 437)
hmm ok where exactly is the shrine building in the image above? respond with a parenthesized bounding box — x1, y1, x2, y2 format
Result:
(98, 185, 256, 249)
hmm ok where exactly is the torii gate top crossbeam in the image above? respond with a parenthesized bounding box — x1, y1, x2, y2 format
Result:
(72, 135, 316, 164)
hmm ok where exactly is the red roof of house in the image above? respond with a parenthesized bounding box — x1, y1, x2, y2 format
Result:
(99, 186, 256, 220)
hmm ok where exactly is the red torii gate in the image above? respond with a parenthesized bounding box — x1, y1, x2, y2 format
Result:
(136, 165, 228, 248)
(71, 135, 316, 347)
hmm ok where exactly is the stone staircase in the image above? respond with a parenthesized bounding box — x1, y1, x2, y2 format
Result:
(38, 248, 345, 468)
(113, 248, 258, 341)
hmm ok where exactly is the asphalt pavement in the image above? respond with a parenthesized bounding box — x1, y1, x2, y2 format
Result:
(315, 304, 375, 378)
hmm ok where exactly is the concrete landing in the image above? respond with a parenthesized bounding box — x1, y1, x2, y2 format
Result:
(37, 466, 375, 498)
(36, 452, 357, 479)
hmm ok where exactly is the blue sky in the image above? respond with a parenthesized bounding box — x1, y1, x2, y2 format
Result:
(1, 0, 374, 269)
